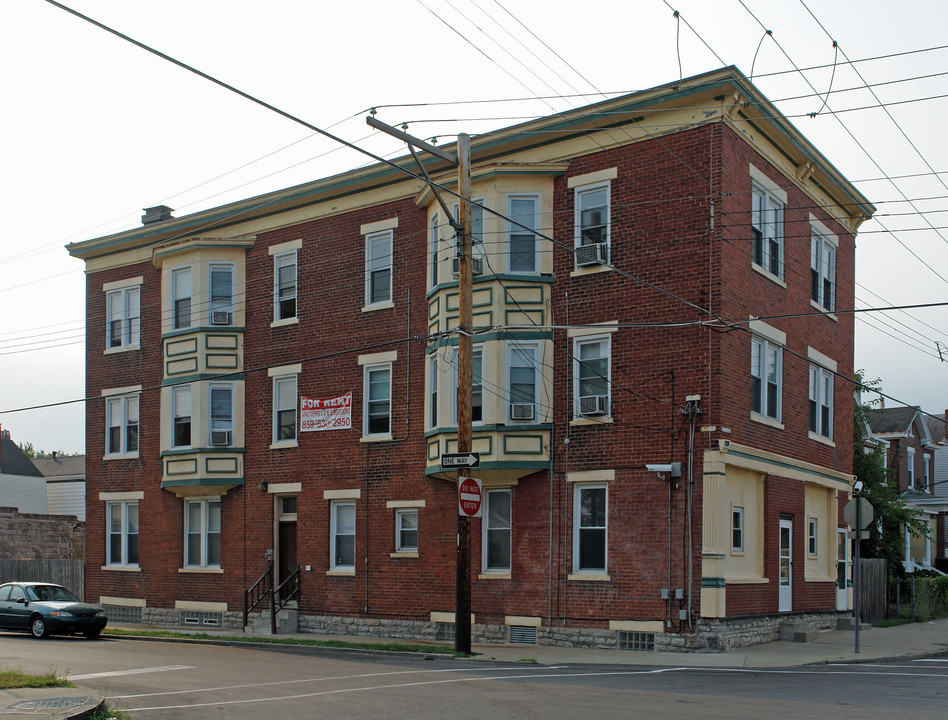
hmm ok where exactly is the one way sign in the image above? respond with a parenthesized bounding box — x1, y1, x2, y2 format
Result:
(441, 452, 480, 469)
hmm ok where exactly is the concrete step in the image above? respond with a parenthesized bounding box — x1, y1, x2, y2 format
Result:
(245, 608, 299, 635)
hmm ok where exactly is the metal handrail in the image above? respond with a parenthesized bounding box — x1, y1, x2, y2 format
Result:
(275, 565, 301, 615)
(243, 562, 273, 628)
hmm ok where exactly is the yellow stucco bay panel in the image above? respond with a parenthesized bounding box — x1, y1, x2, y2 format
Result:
(504, 285, 544, 306)
(167, 357, 198, 376)
(166, 338, 198, 357)
(206, 457, 239, 474)
(206, 334, 238, 350)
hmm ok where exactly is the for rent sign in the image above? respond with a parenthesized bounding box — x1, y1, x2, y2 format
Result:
(300, 393, 352, 432)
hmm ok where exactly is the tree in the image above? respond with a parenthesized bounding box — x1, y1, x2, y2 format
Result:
(853, 372, 928, 574)
(17, 442, 75, 459)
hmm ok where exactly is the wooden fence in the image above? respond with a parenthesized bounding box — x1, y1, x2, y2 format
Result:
(859, 558, 887, 623)
(0, 559, 84, 599)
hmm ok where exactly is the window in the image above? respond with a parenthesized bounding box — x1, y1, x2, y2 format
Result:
(808, 517, 818, 557)
(508, 195, 538, 273)
(429, 356, 439, 428)
(574, 484, 607, 572)
(107, 501, 139, 566)
(453, 346, 483, 424)
(751, 336, 781, 420)
(274, 251, 297, 321)
(908, 447, 916, 489)
(809, 365, 833, 439)
(106, 286, 140, 349)
(331, 501, 356, 570)
(453, 199, 486, 266)
(924, 455, 931, 492)
(185, 498, 221, 568)
(429, 213, 440, 289)
(731, 506, 744, 552)
(365, 230, 392, 305)
(172, 267, 192, 330)
(364, 364, 391, 436)
(395, 509, 418, 553)
(273, 375, 297, 443)
(751, 185, 783, 278)
(508, 343, 538, 421)
(810, 230, 835, 311)
(484, 489, 511, 572)
(209, 384, 233, 446)
(106, 394, 139, 455)
(208, 264, 233, 324)
(172, 385, 192, 448)
(574, 337, 610, 417)
(575, 183, 609, 248)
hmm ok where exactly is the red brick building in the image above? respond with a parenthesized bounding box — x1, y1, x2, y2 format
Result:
(68, 68, 873, 650)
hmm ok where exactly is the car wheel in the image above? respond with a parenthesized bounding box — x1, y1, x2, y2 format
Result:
(30, 616, 49, 639)
(85, 629, 101, 640)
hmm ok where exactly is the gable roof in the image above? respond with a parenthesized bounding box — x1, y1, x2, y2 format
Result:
(0, 436, 43, 477)
(868, 406, 921, 435)
(31, 455, 86, 479)
(925, 412, 946, 444)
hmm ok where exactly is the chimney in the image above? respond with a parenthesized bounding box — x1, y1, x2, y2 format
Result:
(879, 397, 885, 410)
(142, 205, 175, 225)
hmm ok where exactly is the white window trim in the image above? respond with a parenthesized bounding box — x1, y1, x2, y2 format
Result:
(184, 497, 221, 570)
(908, 447, 916, 489)
(272, 249, 298, 326)
(808, 364, 834, 443)
(751, 335, 782, 424)
(105, 284, 141, 353)
(394, 508, 419, 554)
(106, 500, 139, 568)
(507, 341, 540, 423)
(105, 392, 140, 459)
(571, 483, 608, 576)
(172, 384, 192, 450)
(482, 488, 512, 574)
(750, 180, 785, 282)
(330, 500, 356, 573)
(573, 181, 611, 258)
(923, 454, 931, 492)
(271, 374, 298, 448)
(506, 194, 540, 274)
(171, 266, 193, 330)
(452, 345, 484, 426)
(808, 517, 819, 558)
(573, 335, 611, 420)
(208, 262, 236, 326)
(731, 505, 745, 554)
(208, 383, 234, 447)
(429, 211, 441, 290)
(810, 225, 837, 314)
(364, 229, 393, 309)
(362, 362, 393, 440)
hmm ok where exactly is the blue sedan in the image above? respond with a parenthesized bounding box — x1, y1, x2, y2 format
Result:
(0, 582, 108, 639)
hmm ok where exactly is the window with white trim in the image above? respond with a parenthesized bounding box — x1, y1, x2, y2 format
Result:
(185, 498, 221, 568)
(429, 356, 438, 428)
(574, 336, 610, 418)
(172, 385, 191, 448)
(575, 182, 610, 260)
(172, 267, 192, 330)
(331, 501, 356, 570)
(808, 517, 818, 557)
(908, 447, 916, 489)
(751, 185, 783, 278)
(273, 375, 297, 443)
(395, 509, 418, 553)
(106, 394, 139, 455)
(508, 343, 538, 422)
(429, 213, 440, 290)
(574, 484, 607, 573)
(731, 506, 744, 553)
(107, 501, 139, 566)
(365, 229, 392, 305)
(507, 195, 538, 273)
(809, 365, 833, 439)
(923, 454, 931, 492)
(484, 489, 511, 572)
(453, 198, 486, 269)
(810, 230, 835, 311)
(107, 286, 140, 349)
(209, 384, 233, 446)
(209, 263, 234, 325)
(751, 336, 781, 420)
(274, 251, 297, 321)
(364, 364, 391, 436)
(453, 345, 483, 424)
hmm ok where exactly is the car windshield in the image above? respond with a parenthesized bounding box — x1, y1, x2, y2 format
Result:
(26, 585, 79, 603)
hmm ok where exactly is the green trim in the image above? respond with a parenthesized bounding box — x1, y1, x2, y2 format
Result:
(703, 470, 727, 478)
(425, 423, 551, 437)
(472, 286, 493, 307)
(702, 577, 727, 588)
(160, 373, 245, 386)
(503, 285, 545, 305)
(443, 434, 494, 456)
(427, 439, 441, 461)
(205, 334, 239, 350)
(164, 458, 197, 476)
(162, 326, 245, 341)
(160, 447, 246, 457)
(427, 330, 552, 352)
(165, 338, 198, 357)
(502, 434, 544, 455)
(206, 353, 239, 370)
(426, 273, 554, 298)
(425, 460, 548, 476)
(205, 457, 239, 474)
(505, 308, 544, 326)
(428, 296, 440, 320)
(160, 477, 245, 489)
(166, 357, 199, 376)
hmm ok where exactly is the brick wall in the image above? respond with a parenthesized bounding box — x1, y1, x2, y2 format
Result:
(0, 506, 85, 561)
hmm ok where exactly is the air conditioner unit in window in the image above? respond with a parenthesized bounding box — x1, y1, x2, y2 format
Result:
(210, 430, 232, 446)
(575, 242, 608, 267)
(210, 310, 231, 325)
(452, 256, 484, 277)
(579, 395, 608, 416)
(510, 403, 535, 421)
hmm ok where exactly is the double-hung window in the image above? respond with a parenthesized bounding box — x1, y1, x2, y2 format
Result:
(395, 509, 418, 553)
(364, 364, 391, 436)
(574, 337, 610, 418)
(924, 455, 931, 492)
(808, 517, 818, 557)
(453, 199, 486, 271)
(106, 285, 140, 349)
(751, 336, 781, 421)
(751, 185, 783, 278)
(508, 343, 538, 421)
(429, 356, 439, 428)
(171, 267, 192, 330)
(811, 230, 836, 311)
(185, 498, 221, 568)
(106, 393, 139, 456)
(273, 375, 297, 444)
(809, 365, 833, 439)
(209, 264, 234, 325)
(172, 385, 191, 448)
(107, 501, 139, 566)
(274, 251, 297, 321)
(575, 183, 610, 266)
(907, 447, 916, 489)
(574, 484, 607, 573)
(429, 213, 440, 290)
(209, 384, 233, 446)
(453, 346, 483, 424)
(331, 501, 356, 570)
(731, 506, 744, 553)
(508, 195, 538, 273)
(484, 489, 511, 572)
(365, 230, 392, 306)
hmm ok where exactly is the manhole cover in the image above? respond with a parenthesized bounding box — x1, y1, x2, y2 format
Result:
(10, 696, 88, 710)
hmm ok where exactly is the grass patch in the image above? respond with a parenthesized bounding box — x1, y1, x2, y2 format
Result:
(104, 628, 464, 656)
(0, 666, 73, 690)
(91, 703, 130, 720)
(873, 617, 917, 628)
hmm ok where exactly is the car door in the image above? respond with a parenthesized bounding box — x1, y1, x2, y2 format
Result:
(0, 584, 12, 628)
(6, 586, 31, 629)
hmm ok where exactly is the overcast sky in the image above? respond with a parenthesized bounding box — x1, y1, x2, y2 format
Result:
(2, 0, 947, 454)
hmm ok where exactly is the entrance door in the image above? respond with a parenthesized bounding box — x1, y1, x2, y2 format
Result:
(276, 495, 298, 602)
(779, 518, 793, 612)
(836, 528, 849, 610)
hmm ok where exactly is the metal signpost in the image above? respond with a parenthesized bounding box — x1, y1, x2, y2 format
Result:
(844, 495, 873, 653)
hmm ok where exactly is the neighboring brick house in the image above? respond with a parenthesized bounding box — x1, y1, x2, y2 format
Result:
(870, 405, 946, 571)
(67, 67, 873, 650)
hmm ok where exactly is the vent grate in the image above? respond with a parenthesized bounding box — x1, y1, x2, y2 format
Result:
(102, 604, 142, 624)
(617, 631, 655, 651)
(178, 610, 223, 627)
(509, 625, 537, 644)
(435, 622, 456, 642)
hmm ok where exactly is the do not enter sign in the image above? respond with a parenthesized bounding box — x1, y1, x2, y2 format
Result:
(458, 476, 482, 518)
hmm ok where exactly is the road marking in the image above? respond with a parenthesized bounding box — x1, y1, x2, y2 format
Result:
(69, 665, 194, 681)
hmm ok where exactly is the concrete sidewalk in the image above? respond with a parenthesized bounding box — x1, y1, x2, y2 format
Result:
(6, 619, 948, 719)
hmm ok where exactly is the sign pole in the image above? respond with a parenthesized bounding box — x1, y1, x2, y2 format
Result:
(854, 499, 861, 654)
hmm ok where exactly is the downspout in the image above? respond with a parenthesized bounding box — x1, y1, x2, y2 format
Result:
(562, 291, 571, 626)
(547, 294, 555, 628)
